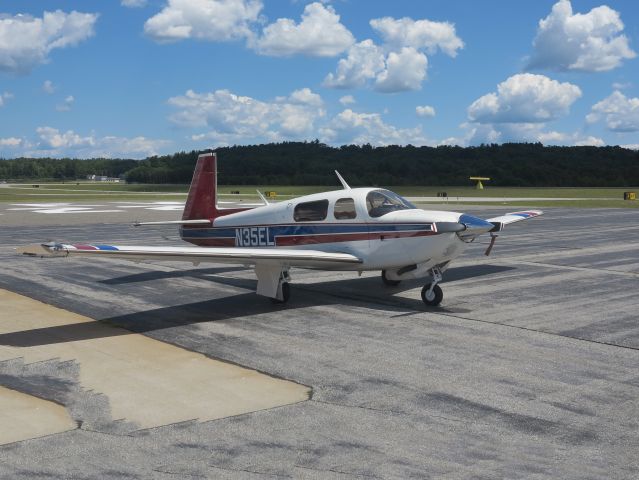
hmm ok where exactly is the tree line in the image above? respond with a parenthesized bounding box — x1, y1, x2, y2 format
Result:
(2, 141, 639, 187)
(0, 157, 138, 182)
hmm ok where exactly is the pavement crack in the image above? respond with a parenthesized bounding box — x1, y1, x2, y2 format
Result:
(80, 427, 134, 438)
(301, 277, 639, 353)
(209, 464, 291, 478)
(152, 467, 206, 478)
(436, 310, 639, 353)
(506, 259, 639, 278)
(311, 398, 467, 424)
(294, 464, 380, 478)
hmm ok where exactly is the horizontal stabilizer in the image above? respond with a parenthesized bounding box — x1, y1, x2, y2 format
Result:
(133, 219, 212, 227)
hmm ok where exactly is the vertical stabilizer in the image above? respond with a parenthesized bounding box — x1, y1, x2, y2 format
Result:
(182, 153, 217, 221)
(181, 152, 251, 223)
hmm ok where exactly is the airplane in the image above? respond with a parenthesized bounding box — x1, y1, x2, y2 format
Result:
(18, 152, 542, 306)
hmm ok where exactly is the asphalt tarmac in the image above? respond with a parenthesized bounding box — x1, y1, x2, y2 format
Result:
(0, 205, 638, 479)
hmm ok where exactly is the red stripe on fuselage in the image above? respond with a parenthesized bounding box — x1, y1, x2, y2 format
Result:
(275, 230, 436, 246)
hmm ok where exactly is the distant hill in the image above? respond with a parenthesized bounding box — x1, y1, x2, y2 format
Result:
(2, 141, 638, 187)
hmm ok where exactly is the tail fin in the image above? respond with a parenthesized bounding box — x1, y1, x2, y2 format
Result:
(182, 152, 250, 222)
(182, 153, 217, 221)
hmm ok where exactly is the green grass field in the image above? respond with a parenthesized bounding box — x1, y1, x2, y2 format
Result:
(1, 182, 637, 208)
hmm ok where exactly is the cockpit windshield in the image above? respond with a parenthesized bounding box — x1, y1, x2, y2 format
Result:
(366, 189, 417, 218)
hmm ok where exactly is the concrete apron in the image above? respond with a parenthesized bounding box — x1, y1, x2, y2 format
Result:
(0, 289, 309, 445)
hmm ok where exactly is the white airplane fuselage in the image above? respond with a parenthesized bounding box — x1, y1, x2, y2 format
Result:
(180, 187, 491, 282)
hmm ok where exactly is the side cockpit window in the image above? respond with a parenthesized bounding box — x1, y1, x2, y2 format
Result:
(366, 190, 416, 218)
(334, 198, 356, 220)
(294, 199, 329, 222)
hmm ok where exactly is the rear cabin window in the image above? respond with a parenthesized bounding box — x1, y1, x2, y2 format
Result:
(294, 199, 329, 222)
(334, 198, 356, 220)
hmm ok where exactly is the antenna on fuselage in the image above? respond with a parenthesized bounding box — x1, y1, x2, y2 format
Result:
(256, 189, 269, 205)
(335, 170, 350, 190)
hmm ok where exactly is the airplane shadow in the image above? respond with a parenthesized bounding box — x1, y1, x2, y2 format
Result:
(0, 264, 515, 348)
(98, 266, 249, 285)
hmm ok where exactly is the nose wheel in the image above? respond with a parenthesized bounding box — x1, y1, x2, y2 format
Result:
(421, 283, 443, 306)
(421, 267, 443, 306)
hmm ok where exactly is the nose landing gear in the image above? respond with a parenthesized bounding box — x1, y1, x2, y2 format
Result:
(421, 267, 443, 306)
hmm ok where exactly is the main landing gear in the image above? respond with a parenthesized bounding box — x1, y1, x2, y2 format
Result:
(381, 267, 444, 307)
(255, 265, 291, 304)
(270, 270, 291, 304)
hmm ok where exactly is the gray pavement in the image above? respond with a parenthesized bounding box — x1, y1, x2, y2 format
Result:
(0, 206, 638, 479)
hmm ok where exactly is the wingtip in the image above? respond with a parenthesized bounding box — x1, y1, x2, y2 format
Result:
(16, 242, 66, 257)
(16, 243, 48, 256)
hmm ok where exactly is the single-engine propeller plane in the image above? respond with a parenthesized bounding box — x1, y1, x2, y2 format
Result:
(18, 153, 542, 306)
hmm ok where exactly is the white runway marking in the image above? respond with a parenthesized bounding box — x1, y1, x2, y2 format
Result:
(7, 201, 187, 214)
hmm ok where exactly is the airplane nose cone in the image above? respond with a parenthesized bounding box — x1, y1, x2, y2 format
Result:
(458, 214, 494, 236)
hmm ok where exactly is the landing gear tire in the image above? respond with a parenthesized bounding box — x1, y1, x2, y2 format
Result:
(381, 270, 401, 286)
(270, 282, 291, 304)
(421, 283, 443, 306)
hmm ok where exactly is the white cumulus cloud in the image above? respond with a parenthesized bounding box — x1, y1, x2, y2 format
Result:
(33, 127, 171, 158)
(324, 15, 462, 94)
(168, 87, 438, 146)
(527, 0, 636, 72)
(370, 16, 463, 57)
(37, 126, 92, 149)
(56, 95, 75, 112)
(144, 0, 262, 43)
(0, 10, 98, 74)
(468, 73, 582, 124)
(416, 105, 435, 118)
(612, 82, 631, 90)
(587, 91, 639, 132)
(458, 122, 603, 147)
(122, 0, 147, 7)
(323, 40, 385, 89)
(168, 87, 325, 143)
(283, 87, 323, 107)
(0, 91, 13, 107)
(319, 109, 431, 146)
(339, 95, 355, 106)
(536, 129, 604, 146)
(0, 137, 22, 147)
(254, 2, 354, 57)
(42, 80, 56, 94)
(374, 47, 427, 93)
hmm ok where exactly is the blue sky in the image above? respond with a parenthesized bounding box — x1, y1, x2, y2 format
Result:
(0, 0, 638, 158)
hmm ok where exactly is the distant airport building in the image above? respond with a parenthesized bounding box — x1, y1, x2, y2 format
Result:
(86, 174, 121, 182)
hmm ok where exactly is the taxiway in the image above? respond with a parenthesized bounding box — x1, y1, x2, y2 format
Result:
(0, 206, 638, 478)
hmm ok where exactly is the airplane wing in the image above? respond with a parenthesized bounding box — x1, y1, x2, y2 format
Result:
(17, 242, 362, 269)
(486, 210, 543, 231)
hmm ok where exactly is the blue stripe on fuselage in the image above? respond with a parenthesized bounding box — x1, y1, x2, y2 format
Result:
(180, 223, 432, 239)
